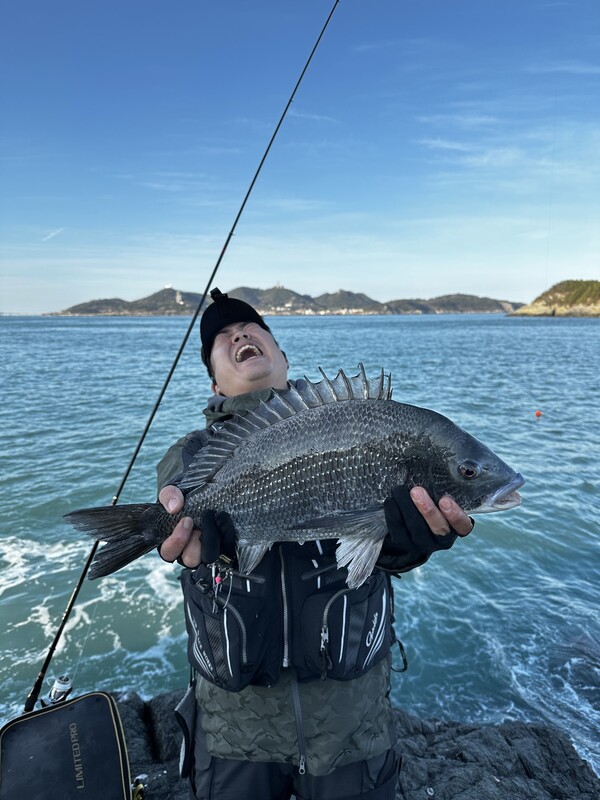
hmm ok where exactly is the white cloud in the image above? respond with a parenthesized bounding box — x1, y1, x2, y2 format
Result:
(418, 137, 474, 153)
(41, 228, 64, 242)
(525, 61, 600, 75)
(417, 113, 500, 128)
(288, 109, 340, 125)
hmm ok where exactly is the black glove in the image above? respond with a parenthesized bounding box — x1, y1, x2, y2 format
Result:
(198, 510, 238, 565)
(379, 485, 458, 572)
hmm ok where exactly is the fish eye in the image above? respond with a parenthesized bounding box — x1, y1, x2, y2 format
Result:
(458, 461, 480, 480)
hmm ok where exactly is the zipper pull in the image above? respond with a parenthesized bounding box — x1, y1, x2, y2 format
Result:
(299, 755, 306, 775)
(211, 562, 219, 612)
(320, 626, 329, 647)
(320, 626, 332, 679)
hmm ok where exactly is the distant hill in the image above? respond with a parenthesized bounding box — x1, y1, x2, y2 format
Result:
(510, 280, 600, 317)
(55, 285, 524, 316)
(313, 290, 386, 313)
(61, 288, 205, 316)
(229, 286, 322, 313)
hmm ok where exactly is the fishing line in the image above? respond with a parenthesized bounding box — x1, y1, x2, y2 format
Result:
(70, 597, 101, 686)
(24, 0, 341, 713)
(543, 70, 559, 293)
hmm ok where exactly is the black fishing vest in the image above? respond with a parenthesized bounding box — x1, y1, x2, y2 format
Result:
(180, 540, 396, 692)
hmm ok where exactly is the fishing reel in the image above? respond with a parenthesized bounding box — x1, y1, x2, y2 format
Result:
(41, 674, 73, 707)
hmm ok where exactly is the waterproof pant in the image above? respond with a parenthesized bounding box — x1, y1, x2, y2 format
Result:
(188, 730, 400, 800)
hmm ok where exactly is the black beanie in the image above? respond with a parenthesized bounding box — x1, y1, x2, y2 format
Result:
(200, 288, 271, 369)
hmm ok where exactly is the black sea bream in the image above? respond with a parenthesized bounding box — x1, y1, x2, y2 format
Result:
(65, 366, 524, 588)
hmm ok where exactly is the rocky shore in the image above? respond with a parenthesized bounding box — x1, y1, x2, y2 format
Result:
(117, 690, 599, 800)
(509, 280, 600, 317)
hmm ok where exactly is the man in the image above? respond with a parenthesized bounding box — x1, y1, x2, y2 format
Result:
(157, 288, 473, 800)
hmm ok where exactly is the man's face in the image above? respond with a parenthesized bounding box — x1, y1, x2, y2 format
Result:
(210, 321, 289, 397)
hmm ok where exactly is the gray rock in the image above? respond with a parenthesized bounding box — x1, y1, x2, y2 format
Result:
(392, 709, 599, 800)
(115, 692, 599, 800)
(116, 690, 188, 800)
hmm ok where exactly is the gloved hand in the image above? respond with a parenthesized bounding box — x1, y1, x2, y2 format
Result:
(198, 510, 238, 565)
(379, 485, 458, 572)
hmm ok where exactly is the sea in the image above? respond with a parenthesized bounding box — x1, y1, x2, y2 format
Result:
(1, 313, 598, 773)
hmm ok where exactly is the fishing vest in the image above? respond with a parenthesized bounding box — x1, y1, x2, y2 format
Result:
(180, 539, 396, 692)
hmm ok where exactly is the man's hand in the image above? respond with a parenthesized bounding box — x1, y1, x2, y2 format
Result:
(157, 486, 238, 568)
(158, 485, 201, 568)
(409, 487, 474, 537)
(380, 485, 474, 572)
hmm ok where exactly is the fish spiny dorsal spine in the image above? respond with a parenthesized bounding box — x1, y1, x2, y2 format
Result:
(177, 365, 393, 492)
(308, 364, 391, 404)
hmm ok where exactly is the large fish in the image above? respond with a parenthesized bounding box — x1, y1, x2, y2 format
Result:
(65, 366, 524, 588)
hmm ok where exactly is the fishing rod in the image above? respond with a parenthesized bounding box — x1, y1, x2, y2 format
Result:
(24, 0, 341, 714)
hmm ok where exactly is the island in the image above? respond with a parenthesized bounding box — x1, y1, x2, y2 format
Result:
(510, 280, 600, 317)
(53, 280, 600, 318)
(53, 286, 524, 317)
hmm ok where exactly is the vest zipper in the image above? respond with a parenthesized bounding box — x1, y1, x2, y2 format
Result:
(290, 671, 307, 775)
(215, 596, 247, 665)
(280, 549, 290, 667)
(195, 569, 252, 666)
(282, 550, 307, 773)
(320, 586, 351, 678)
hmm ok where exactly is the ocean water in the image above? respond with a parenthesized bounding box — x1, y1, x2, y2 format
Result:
(1, 313, 598, 773)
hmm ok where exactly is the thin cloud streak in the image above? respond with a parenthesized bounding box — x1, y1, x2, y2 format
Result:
(288, 109, 340, 125)
(525, 60, 600, 75)
(41, 228, 65, 242)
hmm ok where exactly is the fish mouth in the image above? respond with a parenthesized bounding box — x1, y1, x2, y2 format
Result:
(481, 472, 525, 512)
(235, 343, 263, 363)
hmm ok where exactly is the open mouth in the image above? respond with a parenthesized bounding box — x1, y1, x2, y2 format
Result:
(235, 344, 263, 363)
(488, 473, 525, 511)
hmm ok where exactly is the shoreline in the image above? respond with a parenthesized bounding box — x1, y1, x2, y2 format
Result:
(3, 309, 600, 319)
(118, 690, 600, 800)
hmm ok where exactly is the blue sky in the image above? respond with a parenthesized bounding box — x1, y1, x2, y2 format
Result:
(1, 0, 599, 314)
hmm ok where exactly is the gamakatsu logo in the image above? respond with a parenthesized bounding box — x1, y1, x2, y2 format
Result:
(366, 612, 379, 646)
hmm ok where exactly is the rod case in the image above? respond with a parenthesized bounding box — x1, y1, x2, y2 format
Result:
(0, 691, 131, 800)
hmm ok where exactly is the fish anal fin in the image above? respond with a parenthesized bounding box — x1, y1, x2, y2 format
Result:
(335, 536, 385, 589)
(290, 507, 387, 589)
(237, 542, 270, 576)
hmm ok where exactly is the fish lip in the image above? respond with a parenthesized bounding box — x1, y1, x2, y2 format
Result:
(487, 472, 525, 510)
(235, 343, 263, 363)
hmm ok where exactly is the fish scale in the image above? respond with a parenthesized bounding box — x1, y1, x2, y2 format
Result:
(65, 365, 524, 588)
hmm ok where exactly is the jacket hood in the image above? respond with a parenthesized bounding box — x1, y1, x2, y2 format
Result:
(202, 379, 306, 428)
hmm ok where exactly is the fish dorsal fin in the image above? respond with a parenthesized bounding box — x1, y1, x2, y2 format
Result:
(313, 363, 392, 403)
(178, 364, 392, 491)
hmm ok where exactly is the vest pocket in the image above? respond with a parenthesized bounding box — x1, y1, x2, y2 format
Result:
(180, 567, 274, 691)
(300, 570, 393, 680)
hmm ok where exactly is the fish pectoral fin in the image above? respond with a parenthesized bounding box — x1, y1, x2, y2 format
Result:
(291, 507, 386, 538)
(237, 543, 270, 576)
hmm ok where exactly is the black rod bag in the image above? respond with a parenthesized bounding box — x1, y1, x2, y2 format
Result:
(0, 691, 131, 800)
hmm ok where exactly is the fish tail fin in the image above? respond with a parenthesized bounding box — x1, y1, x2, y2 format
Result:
(64, 503, 158, 579)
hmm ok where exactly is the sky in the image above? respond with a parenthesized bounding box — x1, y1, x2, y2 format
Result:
(1, 0, 599, 314)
